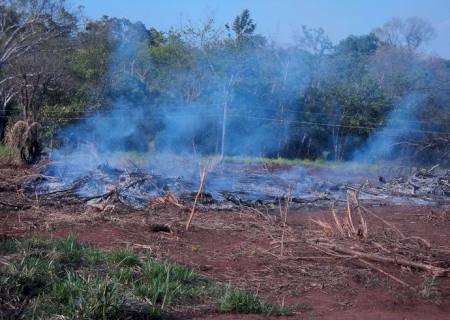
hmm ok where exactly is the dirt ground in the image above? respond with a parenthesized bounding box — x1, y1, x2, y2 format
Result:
(1, 162, 450, 319)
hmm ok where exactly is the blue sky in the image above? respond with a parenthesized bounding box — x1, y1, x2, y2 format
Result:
(71, 0, 450, 58)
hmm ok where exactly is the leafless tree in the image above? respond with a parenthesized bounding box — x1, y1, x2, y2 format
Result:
(10, 39, 71, 122)
(373, 17, 436, 51)
(0, 0, 75, 68)
(0, 76, 16, 141)
(293, 26, 333, 56)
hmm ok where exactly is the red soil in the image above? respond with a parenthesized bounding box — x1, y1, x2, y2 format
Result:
(1, 163, 449, 319)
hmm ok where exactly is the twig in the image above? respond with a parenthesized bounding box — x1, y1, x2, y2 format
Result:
(34, 190, 40, 208)
(259, 247, 337, 260)
(345, 192, 356, 235)
(358, 259, 415, 290)
(399, 236, 431, 249)
(186, 165, 208, 231)
(351, 192, 368, 239)
(331, 208, 345, 236)
(360, 206, 405, 239)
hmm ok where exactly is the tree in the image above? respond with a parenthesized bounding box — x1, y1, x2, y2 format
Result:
(0, 0, 76, 68)
(403, 17, 436, 51)
(294, 26, 333, 56)
(0, 0, 77, 141)
(0, 74, 15, 142)
(10, 41, 70, 122)
(225, 9, 259, 47)
(373, 17, 435, 51)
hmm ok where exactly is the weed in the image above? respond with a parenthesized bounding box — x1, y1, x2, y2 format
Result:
(134, 260, 197, 308)
(107, 248, 142, 267)
(0, 144, 14, 159)
(0, 237, 17, 254)
(419, 276, 441, 303)
(220, 286, 291, 315)
(33, 272, 123, 319)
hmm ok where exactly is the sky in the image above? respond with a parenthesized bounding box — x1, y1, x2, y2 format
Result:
(71, 0, 450, 58)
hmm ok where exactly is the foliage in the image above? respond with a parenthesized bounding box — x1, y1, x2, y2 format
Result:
(0, 3, 448, 165)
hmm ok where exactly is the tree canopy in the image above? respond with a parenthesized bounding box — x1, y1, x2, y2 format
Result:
(0, 3, 449, 165)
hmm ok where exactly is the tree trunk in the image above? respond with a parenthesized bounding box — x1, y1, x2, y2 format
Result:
(0, 115, 6, 143)
(220, 75, 235, 159)
(220, 97, 228, 159)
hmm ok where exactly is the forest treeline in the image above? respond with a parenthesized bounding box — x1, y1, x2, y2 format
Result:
(0, 0, 449, 165)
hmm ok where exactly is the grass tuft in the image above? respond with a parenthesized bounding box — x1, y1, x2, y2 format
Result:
(220, 286, 292, 316)
(0, 144, 14, 159)
(107, 247, 142, 267)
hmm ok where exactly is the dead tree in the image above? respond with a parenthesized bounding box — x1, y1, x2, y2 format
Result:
(0, 78, 16, 142)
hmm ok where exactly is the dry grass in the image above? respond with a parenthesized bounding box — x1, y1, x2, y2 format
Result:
(307, 192, 450, 288)
(5, 120, 40, 164)
(311, 191, 368, 240)
(280, 189, 292, 256)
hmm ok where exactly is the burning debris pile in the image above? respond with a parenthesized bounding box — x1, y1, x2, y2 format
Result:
(360, 168, 450, 205)
(26, 161, 333, 210)
(23, 159, 450, 210)
(379, 168, 450, 197)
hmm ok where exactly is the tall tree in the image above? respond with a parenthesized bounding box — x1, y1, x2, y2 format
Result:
(0, 0, 77, 140)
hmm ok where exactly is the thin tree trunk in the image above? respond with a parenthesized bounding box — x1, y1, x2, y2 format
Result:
(220, 75, 235, 160)
(0, 116, 6, 143)
(220, 97, 228, 159)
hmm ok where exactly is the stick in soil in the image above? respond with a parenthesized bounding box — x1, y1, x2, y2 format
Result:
(186, 165, 208, 231)
(280, 188, 292, 256)
(345, 192, 357, 235)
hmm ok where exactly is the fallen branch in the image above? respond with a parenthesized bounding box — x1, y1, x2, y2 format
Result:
(399, 236, 431, 249)
(0, 200, 32, 210)
(259, 247, 337, 260)
(320, 243, 450, 277)
(358, 259, 414, 290)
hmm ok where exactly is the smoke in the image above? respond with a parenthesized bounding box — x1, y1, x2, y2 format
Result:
(49, 16, 445, 190)
(352, 93, 427, 164)
(351, 44, 441, 165)
(47, 18, 316, 191)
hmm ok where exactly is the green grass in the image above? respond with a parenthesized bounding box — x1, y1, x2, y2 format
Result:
(112, 151, 431, 175)
(0, 236, 291, 319)
(219, 286, 292, 315)
(0, 144, 14, 159)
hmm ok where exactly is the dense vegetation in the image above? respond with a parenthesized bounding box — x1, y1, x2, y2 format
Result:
(0, 0, 449, 165)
